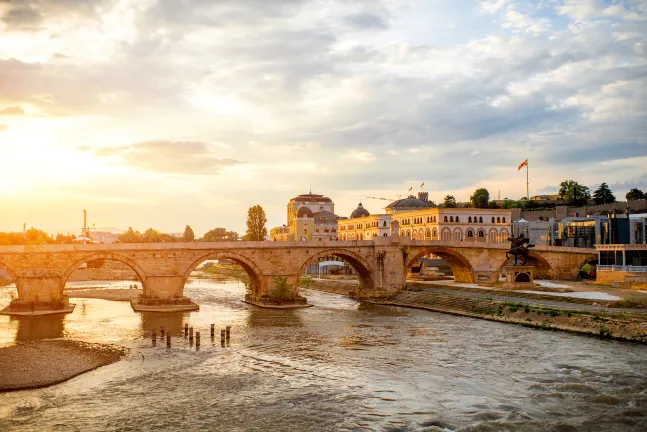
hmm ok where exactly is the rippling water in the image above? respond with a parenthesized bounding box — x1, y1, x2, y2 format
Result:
(1, 277, 646, 431)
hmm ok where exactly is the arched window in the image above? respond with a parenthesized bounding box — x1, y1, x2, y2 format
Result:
(432, 228, 437, 238)
(406, 230, 411, 237)
(478, 229, 485, 238)
(425, 228, 431, 239)
(456, 216, 460, 223)
(492, 217, 495, 223)
(450, 216, 454, 222)
(467, 229, 474, 238)
(359, 233, 364, 240)
(320, 216, 327, 221)
(479, 217, 483, 223)
(383, 221, 387, 227)
(468, 216, 472, 223)
(444, 216, 448, 222)
(383, 233, 388, 236)
(489, 229, 497, 243)
(502, 217, 506, 223)
(497, 217, 501, 223)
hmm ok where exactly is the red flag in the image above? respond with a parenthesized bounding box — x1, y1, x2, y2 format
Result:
(517, 159, 528, 171)
(408, 186, 413, 191)
(420, 182, 425, 188)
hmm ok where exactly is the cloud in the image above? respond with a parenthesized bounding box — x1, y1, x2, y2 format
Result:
(93, 140, 244, 175)
(0, 106, 24, 116)
(0, 124, 7, 131)
(345, 12, 389, 30)
(1, 2, 43, 30)
(478, 0, 509, 14)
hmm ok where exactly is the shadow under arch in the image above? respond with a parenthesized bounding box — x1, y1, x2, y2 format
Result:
(405, 247, 474, 283)
(183, 251, 264, 296)
(297, 248, 374, 291)
(61, 252, 148, 295)
(578, 254, 598, 268)
(497, 252, 554, 280)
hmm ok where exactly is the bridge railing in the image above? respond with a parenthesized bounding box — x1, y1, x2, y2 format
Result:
(597, 265, 647, 273)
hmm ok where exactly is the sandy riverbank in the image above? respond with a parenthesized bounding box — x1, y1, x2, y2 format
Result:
(0, 340, 127, 391)
(65, 288, 142, 301)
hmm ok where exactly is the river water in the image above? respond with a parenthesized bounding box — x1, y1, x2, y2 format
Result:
(0, 277, 646, 431)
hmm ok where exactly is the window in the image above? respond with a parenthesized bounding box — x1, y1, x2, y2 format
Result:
(456, 216, 460, 223)
(315, 229, 320, 233)
(444, 216, 448, 222)
(502, 217, 506, 223)
(492, 217, 495, 223)
(479, 217, 483, 223)
(320, 216, 327, 221)
(478, 229, 485, 238)
(497, 217, 501, 223)
(467, 229, 474, 238)
(468, 217, 472, 223)
(450, 216, 454, 222)
(383, 233, 388, 236)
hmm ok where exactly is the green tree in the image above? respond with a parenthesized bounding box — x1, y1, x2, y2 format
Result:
(202, 228, 240, 242)
(592, 182, 616, 205)
(470, 188, 490, 208)
(246, 205, 268, 241)
(117, 227, 143, 243)
(268, 276, 295, 301)
(183, 225, 195, 242)
(558, 180, 590, 204)
(427, 200, 436, 207)
(488, 201, 499, 209)
(443, 195, 457, 208)
(626, 188, 646, 201)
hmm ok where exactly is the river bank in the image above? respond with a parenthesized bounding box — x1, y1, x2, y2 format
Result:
(306, 279, 647, 343)
(0, 340, 127, 391)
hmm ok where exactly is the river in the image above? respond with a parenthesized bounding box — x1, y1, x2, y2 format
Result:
(1, 277, 646, 431)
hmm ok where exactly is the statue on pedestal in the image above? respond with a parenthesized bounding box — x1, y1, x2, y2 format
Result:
(506, 233, 534, 265)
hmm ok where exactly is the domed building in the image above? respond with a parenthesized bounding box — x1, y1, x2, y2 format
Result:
(385, 193, 433, 214)
(270, 192, 342, 241)
(350, 202, 370, 218)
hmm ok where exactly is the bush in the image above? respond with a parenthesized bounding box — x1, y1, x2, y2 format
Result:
(268, 276, 295, 301)
(298, 276, 314, 289)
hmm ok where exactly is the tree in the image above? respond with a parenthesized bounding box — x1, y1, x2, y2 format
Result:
(427, 200, 437, 207)
(246, 205, 268, 241)
(470, 188, 490, 209)
(443, 195, 457, 208)
(183, 225, 195, 242)
(202, 228, 240, 242)
(626, 188, 646, 201)
(558, 180, 590, 204)
(117, 227, 142, 243)
(488, 201, 499, 209)
(592, 183, 616, 205)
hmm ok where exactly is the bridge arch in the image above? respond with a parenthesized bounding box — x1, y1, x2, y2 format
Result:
(61, 252, 148, 294)
(578, 254, 598, 268)
(0, 260, 17, 282)
(497, 252, 554, 280)
(406, 247, 474, 283)
(298, 248, 374, 291)
(183, 251, 264, 296)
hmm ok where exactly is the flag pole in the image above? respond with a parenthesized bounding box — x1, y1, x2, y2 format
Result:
(526, 158, 529, 201)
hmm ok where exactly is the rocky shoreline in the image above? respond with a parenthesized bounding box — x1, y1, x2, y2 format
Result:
(0, 340, 127, 391)
(306, 280, 647, 343)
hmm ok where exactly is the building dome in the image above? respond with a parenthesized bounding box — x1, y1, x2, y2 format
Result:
(386, 195, 433, 212)
(296, 206, 314, 218)
(351, 202, 370, 218)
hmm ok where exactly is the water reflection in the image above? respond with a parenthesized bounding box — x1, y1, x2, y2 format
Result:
(139, 311, 188, 337)
(12, 314, 65, 341)
(245, 307, 305, 328)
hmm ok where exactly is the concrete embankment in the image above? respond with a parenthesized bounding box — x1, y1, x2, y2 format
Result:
(0, 340, 127, 391)
(371, 290, 647, 343)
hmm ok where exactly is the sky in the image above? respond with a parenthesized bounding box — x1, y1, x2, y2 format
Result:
(0, 0, 645, 236)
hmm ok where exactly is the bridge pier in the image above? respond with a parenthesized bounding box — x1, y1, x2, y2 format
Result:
(0, 276, 74, 316)
(244, 274, 312, 309)
(131, 275, 199, 312)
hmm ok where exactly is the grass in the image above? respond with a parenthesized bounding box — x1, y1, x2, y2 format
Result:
(611, 298, 647, 309)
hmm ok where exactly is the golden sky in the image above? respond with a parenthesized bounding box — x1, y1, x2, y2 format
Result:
(1, 0, 646, 235)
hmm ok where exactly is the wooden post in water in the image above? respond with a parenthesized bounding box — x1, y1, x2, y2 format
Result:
(184, 323, 188, 336)
(166, 332, 171, 348)
(210, 324, 215, 338)
(226, 326, 231, 340)
(220, 329, 225, 345)
(189, 327, 194, 343)
(152, 329, 156, 345)
(196, 331, 200, 348)
(160, 325, 165, 337)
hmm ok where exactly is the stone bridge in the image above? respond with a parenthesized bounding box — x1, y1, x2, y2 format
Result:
(0, 237, 596, 314)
